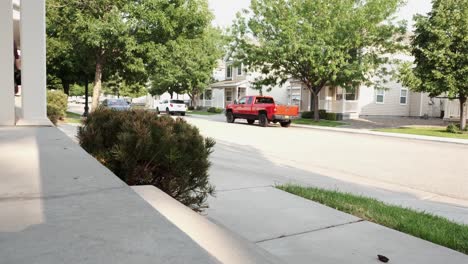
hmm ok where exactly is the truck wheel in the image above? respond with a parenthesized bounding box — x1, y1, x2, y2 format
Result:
(280, 120, 292, 128)
(226, 112, 235, 123)
(259, 113, 268, 127)
(247, 119, 255, 125)
(181, 112, 186, 116)
(166, 108, 171, 115)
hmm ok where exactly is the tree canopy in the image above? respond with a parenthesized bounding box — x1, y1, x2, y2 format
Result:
(149, 27, 226, 105)
(399, 0, 467, 129)
(232, 0, 406, 120)
(46, 0, 216, 110)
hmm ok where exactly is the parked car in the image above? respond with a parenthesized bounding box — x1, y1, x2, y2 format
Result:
(155, 99, 187, 116)
(101, 99, 131, 111)
(225, 96, 299, 127)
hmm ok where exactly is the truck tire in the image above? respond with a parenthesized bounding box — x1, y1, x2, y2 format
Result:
(226, 111, 235, 123)
(181, 112, 186, 116)
(280, 120, 292, 128)
(259, 113, 268, 127)
(166, 107, 171, 115)
(247, 119, 255, 125)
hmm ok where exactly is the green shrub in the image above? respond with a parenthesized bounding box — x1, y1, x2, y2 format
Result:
(207, 107, 223, 113)
(447, 124, 461, 134)
(78, 108, 216, 211)
(188, 106, 195, 111)
(319, 110, 327, 118)
(47, 104, 62, 125)
(47, 90, 68, 125)
(196, 106, 204, 111)
(301, 110, 329, 119)
(325, 113, 338, 121)
(301, 111, 313, 119)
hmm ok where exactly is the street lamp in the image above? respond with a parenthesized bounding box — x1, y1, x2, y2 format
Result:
(83, 81, 89, 117)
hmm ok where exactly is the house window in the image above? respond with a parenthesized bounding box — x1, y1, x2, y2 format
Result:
(400, 88, 408, 105)
(237, 65, 243, 76)
(346, 88, 358, 100)
(376, 89, 385, 104)
(226, 65, 233, 79)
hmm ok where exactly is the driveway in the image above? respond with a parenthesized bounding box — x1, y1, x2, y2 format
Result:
(184, 116, 468, 224)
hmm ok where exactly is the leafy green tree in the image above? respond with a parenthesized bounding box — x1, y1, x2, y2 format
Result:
(149, 28, 225, 106)
(46, 1, 95, 95)
(103, 74, 147, 98)
(232, 0, 406, 120)
(47, 0, 214, 110)
(399, 0, 467, 130)
(47, 0, 146, 110)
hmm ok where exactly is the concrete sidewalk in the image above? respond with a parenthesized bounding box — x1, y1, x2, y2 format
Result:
(206, 186, 468, 264)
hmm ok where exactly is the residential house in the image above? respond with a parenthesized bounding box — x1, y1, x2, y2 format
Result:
(202, 58, 462, 120)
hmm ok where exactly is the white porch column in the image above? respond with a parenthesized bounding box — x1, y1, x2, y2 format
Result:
(0, 0, 16, 125)
(17, 0, 51, 126)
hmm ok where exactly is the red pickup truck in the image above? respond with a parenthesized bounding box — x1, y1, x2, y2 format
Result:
(226, 96, 299, 127)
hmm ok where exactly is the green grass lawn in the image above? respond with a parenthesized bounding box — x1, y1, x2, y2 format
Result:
(376, 127, 468, 140)
(293, 118, 345, 127)
(64, 111, 83, 124)
(278, 185, 468, 254)
(188, 111, 221, 116)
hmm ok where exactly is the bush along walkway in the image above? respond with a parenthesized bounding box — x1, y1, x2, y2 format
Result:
(278, 185, 468, 255)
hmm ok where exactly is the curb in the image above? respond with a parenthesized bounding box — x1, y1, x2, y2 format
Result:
(291, 124, 468, 146)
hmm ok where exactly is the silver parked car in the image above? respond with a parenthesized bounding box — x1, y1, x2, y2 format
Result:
(101, 99, 131, 111)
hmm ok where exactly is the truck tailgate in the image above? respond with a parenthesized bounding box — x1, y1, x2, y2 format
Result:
(276, 105, 299, 117)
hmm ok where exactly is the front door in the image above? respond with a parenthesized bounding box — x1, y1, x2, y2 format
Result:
(225, 88, 234, 107)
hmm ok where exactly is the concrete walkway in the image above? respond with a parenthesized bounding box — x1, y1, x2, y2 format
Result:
(0, 126, 282, 263)
(206, 184, 468, 264)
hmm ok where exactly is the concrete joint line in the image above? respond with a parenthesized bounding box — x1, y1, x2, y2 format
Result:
(255, 219, 365, 244)
(216, 185, 274, 193)
(0, 186, 127, 203)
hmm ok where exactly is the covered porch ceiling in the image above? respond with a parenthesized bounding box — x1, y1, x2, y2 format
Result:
(211, 80, 248, 89)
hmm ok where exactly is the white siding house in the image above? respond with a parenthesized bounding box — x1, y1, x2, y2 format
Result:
(205, 58, 453, 120)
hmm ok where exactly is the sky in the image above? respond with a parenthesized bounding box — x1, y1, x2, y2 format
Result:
(208, 0, 433, 30)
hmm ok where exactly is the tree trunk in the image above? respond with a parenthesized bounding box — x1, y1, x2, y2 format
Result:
(91, 53, 104, 112)
(62, 79, 70, 95)
(460, 95, 467, 130)
(313, 93, 320, 121)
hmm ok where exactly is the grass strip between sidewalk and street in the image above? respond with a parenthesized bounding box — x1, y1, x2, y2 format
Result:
(188, 111, 221, 116)
(293, 118, 345, 127)
(64, 111, 83, 124)
(277, 184, 468, 255)
(375, 127, 468, 140)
